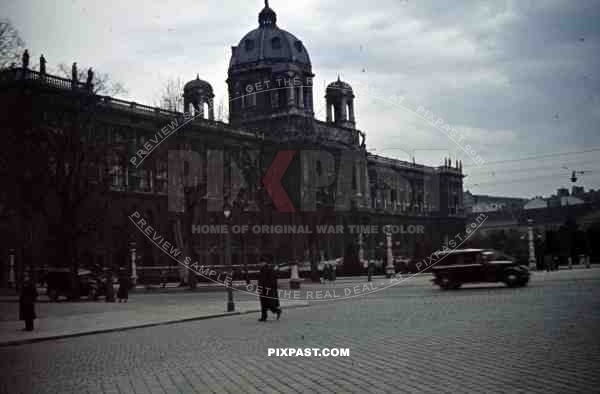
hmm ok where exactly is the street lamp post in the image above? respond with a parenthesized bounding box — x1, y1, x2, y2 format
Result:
(385, 226, 395, 278)
(8, 249, 15, 288)
(358, 232, 365, 267)
(224, 208, 235, 312)
(129, 242, 137, 285)
(527, 219, 536, 270)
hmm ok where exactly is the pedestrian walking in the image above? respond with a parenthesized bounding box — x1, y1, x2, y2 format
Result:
(117, 271, 130, 303)
(323, 263, 331, 283)
(19, 274, 37, 331)
(257, 258, 281, 322)
(160, 270, 167, 288)
(105, 272, 115, 302)
(544, 255, 552, 272)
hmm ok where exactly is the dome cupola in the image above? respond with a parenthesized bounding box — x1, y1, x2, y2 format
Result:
(227, 1, 315, 128)
(325, 75, 356, 128)
(183, 74, 215, 120)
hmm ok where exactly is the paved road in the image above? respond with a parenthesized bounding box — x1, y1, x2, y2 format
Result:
(2, 269, 599, 393)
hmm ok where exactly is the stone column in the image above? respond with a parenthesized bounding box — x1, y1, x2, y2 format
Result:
(349, 101, 355, 123)
(288, 83, 295, 107)
(355, 162, 362, 204)
(326, 103, 332, 122)
(340, 97, 347, 121)
(208, 100, 215, 120)
(298, 86, 304, 108)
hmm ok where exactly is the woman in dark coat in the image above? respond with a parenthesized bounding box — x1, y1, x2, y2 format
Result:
(257, 260, 281, 321)
(117, 272, 130, 303)
(19, 276, 38, 331)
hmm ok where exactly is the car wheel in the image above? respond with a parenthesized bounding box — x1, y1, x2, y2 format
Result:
(438, 275, 454, 290)
(48, 289, 59, 302)
(451, 282, 462, 290)
(504, 272, 520, 288)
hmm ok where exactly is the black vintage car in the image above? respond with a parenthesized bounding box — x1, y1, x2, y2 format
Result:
(45, 268, 103, 301)
(431, 249, 530, 290)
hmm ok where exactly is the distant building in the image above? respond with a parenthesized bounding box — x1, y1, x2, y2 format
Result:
(525, 188, 586, 210)
(463, 191, 526, 214)
(524, 198, 548, 210)
(561, 196, 584, 207)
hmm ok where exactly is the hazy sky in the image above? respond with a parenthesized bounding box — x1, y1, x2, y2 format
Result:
(4, 0, 600, 198)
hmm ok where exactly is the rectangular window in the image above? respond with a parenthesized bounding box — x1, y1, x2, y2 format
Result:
(244, 93, 256, 107)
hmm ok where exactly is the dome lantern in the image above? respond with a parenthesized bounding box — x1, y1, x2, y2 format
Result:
(326, 76, 356, 128)
(183, 75, 215, 120)
(259, 0, 277, 27)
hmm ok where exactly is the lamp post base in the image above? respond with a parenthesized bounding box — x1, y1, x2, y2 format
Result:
(227, 287, 235, 312)
(385, 266, 395, 278)
(289, 279, 301, 289)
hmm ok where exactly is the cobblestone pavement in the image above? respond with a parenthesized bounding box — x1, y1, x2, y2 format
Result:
(1, 269, 599, 393)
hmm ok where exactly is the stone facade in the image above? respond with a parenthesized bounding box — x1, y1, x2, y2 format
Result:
(0, 2, 465, 282)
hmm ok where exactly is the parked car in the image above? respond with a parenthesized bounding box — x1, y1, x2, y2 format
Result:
(45, 268, 103, 301)
(431, 249, 530, 290)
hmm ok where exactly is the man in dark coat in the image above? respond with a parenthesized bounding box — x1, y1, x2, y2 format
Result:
(117, 271, 130, 303)
(257, 259, 281, 321)
(19, 275, 37, 331)
(105, 272, 115, 302)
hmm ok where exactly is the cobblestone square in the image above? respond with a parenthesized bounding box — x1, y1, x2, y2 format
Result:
(1, 269, 599, 393)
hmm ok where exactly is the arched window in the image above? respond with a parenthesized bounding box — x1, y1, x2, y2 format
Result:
(271, 37, 281, 50)
(294, 41, 303, 52)
(279, 89, 286, 107)
(203, 102, 209, 119)
(271, 90, 279, 108)
(244, 92, 256, 107)
(304, 87, 311, 109)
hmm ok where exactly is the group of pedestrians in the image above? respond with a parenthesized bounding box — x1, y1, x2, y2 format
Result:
(19, 261, 282, 330)
(102, 271, 130, 303)
(321, 262, 337, 283)
(18, 269, 131, 331)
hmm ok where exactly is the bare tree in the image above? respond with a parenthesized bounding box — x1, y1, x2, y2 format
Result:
(155, 77, 185, 112)
(1, 94, 115, 296)
(56, 63, 127, 96)
(0, 19, 25, 69)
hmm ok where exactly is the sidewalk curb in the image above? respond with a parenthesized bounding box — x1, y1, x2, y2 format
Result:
(0, 303, 311, 348)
